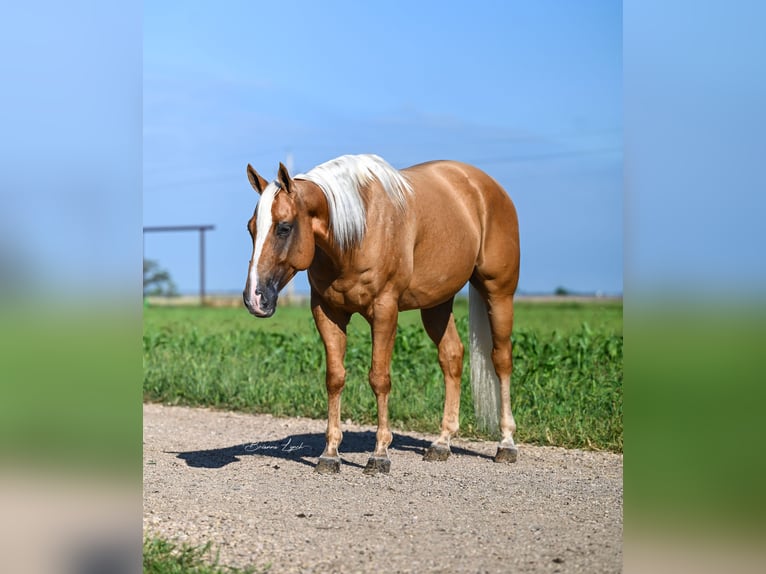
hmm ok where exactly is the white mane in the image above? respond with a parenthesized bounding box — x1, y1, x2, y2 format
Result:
(295, 154, 413, 251)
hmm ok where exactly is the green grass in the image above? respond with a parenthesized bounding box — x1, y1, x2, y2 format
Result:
(627, 304, 766, 535)
(0, 308, 141, 475)
(144, 537, 265, 573)
(143, 299, 622, 451)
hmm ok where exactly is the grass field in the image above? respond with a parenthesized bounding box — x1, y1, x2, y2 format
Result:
(143, 298, 622, 452)
(144, 537, 262, 574)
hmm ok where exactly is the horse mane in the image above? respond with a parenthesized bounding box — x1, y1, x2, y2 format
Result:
(295, 154, 413, 251)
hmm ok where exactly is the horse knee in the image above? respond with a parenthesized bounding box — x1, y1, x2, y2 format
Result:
(326, 366, 346, 394)
(368, 370, 391, 395)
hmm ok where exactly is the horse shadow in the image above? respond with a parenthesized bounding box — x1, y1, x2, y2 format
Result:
(171, 430, 492, 470)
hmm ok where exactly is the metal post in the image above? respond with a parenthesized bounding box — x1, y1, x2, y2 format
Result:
(142, 225, 214, 304)
(199, 228, 206, 305)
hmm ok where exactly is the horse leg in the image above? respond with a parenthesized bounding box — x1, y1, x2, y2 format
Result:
(363, 301, 398, 475)
(311, 296, 350, 474)
(420, 299, 463, 462)
(484, 292, 519, 462)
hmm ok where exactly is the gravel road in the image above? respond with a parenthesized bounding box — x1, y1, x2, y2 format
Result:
(143, 403, 622, 573)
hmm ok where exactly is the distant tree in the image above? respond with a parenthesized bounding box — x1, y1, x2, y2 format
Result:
(143, 259, 178, 297)
(554, 286, 570, 296)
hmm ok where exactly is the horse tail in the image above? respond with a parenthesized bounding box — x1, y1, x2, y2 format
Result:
(468, 284, 501, 434)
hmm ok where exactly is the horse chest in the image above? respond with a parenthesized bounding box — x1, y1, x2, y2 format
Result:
(309, 270, 381, 312)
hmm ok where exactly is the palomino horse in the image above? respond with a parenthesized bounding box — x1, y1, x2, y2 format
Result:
(243, 154, 520, 474)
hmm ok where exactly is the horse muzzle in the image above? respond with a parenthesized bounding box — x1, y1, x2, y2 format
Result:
(243, 285, 278, 318)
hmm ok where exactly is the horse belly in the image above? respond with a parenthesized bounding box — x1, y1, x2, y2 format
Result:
(399, 222, 479, 310)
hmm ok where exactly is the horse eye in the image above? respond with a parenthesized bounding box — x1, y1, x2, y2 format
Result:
(276, 222, 293, 238)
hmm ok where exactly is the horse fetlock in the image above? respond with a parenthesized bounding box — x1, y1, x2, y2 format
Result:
(378, 429, 393, 445)
(500, 424, 516, 443)
(442, 418, 460, 435)
(325, 429, 343, 448)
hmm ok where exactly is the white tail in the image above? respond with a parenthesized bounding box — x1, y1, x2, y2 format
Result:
(469, 284, 500, 434)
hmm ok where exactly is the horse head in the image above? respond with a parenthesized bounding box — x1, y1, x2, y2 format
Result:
(243, 162, 315, 317)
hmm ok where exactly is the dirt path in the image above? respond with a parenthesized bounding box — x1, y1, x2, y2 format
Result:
(143, 403, 622, 573)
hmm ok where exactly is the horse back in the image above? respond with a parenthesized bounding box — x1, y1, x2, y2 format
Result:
(403, 159, 518, 250)
(396, 161, 519, 307)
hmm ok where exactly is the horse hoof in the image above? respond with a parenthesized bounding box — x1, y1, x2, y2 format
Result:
(363, 457, 391, 475)
(423, 445, 451, 462)
(494, 446, 518, 463)
(315, 456, 341, 474)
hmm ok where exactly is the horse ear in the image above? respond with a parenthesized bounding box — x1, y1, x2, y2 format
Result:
(277, 162, 293, 194)
(247, 164, 269, 195)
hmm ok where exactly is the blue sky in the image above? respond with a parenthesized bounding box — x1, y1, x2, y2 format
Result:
(143, 0, 622, 295)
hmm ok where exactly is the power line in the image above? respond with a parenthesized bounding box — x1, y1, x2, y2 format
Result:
(467, 147, 622, 166)
(144, 147, 621, 193)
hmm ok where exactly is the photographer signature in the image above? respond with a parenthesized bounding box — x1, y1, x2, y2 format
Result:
(244, 437, 311, 454)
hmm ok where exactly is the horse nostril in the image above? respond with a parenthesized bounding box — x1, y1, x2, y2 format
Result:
(255, 288, 263, 297)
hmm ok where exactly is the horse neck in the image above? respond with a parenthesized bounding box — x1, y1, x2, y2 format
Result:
(297, 180, 343, 265)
